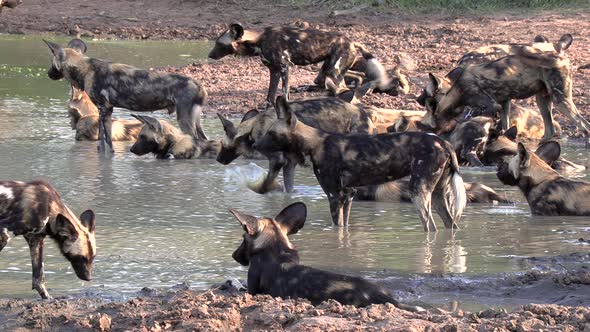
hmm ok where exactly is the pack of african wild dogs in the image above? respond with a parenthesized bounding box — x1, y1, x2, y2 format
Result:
(1, 20, 589, 309)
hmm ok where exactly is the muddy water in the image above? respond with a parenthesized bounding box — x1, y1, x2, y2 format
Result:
(0, 35, 588, 309)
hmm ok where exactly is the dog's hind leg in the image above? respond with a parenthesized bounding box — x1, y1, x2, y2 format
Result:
(432, 173, 457, 229)
(342, 187, 356, 225)
(410, 177, 437, 232)
(0, 228, 11, 252)
(327, 193, 345, 226)
(24, 234, 51, 299)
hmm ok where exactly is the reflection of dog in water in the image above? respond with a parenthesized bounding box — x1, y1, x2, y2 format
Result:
(414, 232, 467, 274)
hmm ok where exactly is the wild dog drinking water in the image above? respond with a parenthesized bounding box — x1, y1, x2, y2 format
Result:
(208, 23, 364, 104)
(217, 96, 376, 193)
(0, 180, 96, 299)
(229, 202, 423, 310)
(254, 97, 466, 231)
(130, 114, 219, 159)
(44, 38, 207, 154)
(496, 142, 590, 215)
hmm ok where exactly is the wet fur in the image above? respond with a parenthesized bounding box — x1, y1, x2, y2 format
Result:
(0, 180, 96, 299)
(230, 203, 423, 311)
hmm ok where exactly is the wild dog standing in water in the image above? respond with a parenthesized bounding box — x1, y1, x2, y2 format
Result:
(69, 88, 142, 141)
(208, 23, 364, 104)
(44, 38, 207, 154)
(431, 46, 590, 143)
(0, 0, 21, 14)
(355, 179, 512, 204)
(497, 142, 590, 215)
(230, 202, 423, 310)
(0, 180, 96, 299)
(217, 96, 376, 193)
(130, 114, 219, 159)
(254, 97, 466, 231)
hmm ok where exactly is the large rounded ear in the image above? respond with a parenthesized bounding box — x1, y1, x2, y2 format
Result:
(241, 109, 259, 123)
(535, 141, 561, 165)
(80, 210, 96, 232)
(43, 39, 66, 61)
(504, 126, 518, 141)
(217, 113, 237, 138)
(533, 35, 550, 43)
(426, 73, 441, 96)
(229, 208, 260, 236)
(229, 23, 244, 40)
(275, 202, 307, 235)
(55, 214, 78, 239)
(140, 115, 163, 133)
(517, 142, 531, 168)
(556, 34, 573, 52)
(66, 38, 88, 54)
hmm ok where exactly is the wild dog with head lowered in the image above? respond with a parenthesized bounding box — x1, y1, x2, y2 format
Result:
(0, 180, 96, 299)
(229, 202, 423, 310)
(254, 97, 466, 231)
(44, 38, 207, 154)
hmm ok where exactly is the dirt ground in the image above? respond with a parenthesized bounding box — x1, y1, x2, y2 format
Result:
(1, 1, 590, 330)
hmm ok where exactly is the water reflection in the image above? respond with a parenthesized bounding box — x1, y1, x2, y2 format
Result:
(414, 232, 467, 274)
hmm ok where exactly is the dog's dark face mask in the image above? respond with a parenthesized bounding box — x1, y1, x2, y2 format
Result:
(48, 65, 64, 80)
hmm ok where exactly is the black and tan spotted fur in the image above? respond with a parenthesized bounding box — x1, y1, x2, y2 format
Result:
(130, 115, 220, 159)
(497, 142, 590, 215)
(254, 97, 467, 231)
(208, 23, 363, 104)
(355, 179, 512, 204)
(69, 88, 142, 141)
(216, 96, 376, 193)
(0, 0, 21, 13)
(230, 202, 423, 310)
(432, 47, 590, 143)
(44, 38, 208, 154)
(0, 180, 96, 299)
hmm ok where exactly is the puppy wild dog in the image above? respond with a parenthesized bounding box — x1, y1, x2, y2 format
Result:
(44, 38, 207, 154)
(69, 88, 142, 141)
(431, 48, 590, 144)
(355, 179, 512, 204)
(130, 115, 219, 159)
(208, 23, 363, 104)
(230, 202, 423, 311)
(217, 97, 376, 193)
(254, 97, 467, 231)
(497, 142, 590, 215)
(0, 180, 96, 299)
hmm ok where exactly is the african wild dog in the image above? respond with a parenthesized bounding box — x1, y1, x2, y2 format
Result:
(0, 0, 21, 13)
(482, 127, 586, 172)
(254, 97, 467, 231)
(69, 88, 142, 141)
(457, 34, 573, 65)
(130, 115, 220, 159)
(208, 23, 364, 104)
(417, 73, 561, 138)
(230, 202, 424, 310)
(44, 38, 208, 154)
(431, 47, 590, 144)
(0, 180, 96, 299)
(216, 96, 376, 193)
(496, 142, 590, 215)
(355, 179, 512, 204)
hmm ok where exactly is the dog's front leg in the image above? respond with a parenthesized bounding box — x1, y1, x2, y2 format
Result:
(0, 228, 11, 252)
(327, 192, 345, 226)
(499, 100, 511, 131)
(536, 94, 556, 142)
(266, 69, 282, 106)
(24, 234, 51, 299)
(342, 187, 357, 225)
(282, 154, 298, 193)
(97, 105, 114, 154)
(102, 106, 114, 153)
(258, 153, 286, 194)
(280, 64, 290, 101)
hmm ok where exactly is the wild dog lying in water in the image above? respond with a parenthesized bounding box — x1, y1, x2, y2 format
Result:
(0, 180, 96, 299)
(208, 23, 365, 104)
(254, 97, 467, 231)
(482, 127, 586, 173)
(497, 142, 590, 216)
(416, 73, 561, 139)
(457, 34, 573, 65)
(130, 114, 219, 159)
(69, 88, 142, 141)
(216, 97, 375, 193)
(0, 0, 21, 13)
(229, 202, 423, 310)
(355, 179, 512, 204)
(431, 48, 590, 143)
(44, 38, 207, 154)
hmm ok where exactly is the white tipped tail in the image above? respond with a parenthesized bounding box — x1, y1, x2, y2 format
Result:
(451, 171, 467, 222)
